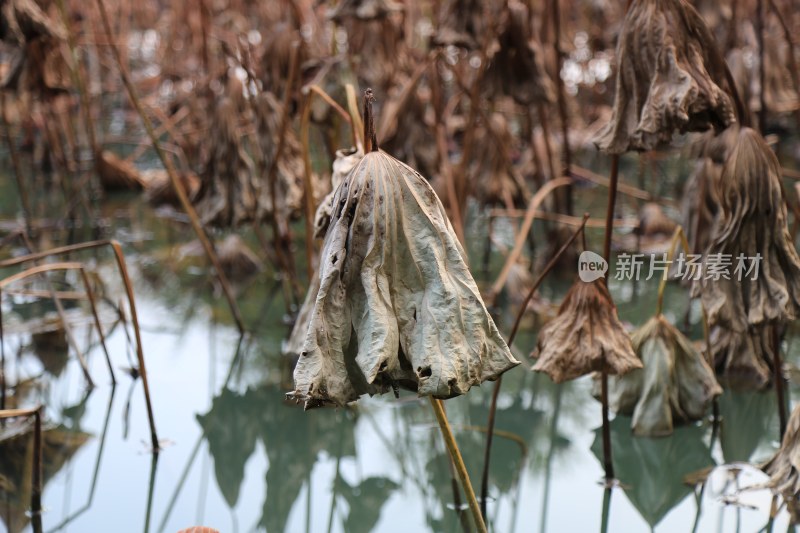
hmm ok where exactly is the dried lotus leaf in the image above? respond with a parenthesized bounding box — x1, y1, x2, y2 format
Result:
(606, 315, 721, 437)
(762, 404, 800, 522)
(482, 0, 556, 106)
(698, 127, 800, 332)
(314, 147, 364, 239)
(290, 151, 519, 408)
(532, 279, 641, 383)
(594, 0, 735, 153)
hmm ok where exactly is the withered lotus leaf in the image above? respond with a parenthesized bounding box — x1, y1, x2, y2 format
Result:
(762, 404, 800, 522)
(290, 151, 519, 408)
(285, 147, 364, 359)
(594, 0, 735, 153)
(532, 279, 641, 383)
(699, 127, 800, 331)
(606, 315, 721, 437)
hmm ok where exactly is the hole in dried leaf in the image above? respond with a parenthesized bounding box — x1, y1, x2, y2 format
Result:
(417, 366, 432, 378)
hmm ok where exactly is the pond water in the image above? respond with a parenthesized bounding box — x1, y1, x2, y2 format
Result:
(1, 156, 798, 533)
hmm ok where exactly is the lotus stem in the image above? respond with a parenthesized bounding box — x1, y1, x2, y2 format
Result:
(773, 324, 787, 439)
(756, 0, 767, 132)
(600, 154, 620, 482)
(551, 0, 573, 214)
(93, 0, 245, 335)
(600, 363, 614, 481)
(655, 226, 689, 317)
(429, 397, 487, 533)
(480, 213, 589, 517)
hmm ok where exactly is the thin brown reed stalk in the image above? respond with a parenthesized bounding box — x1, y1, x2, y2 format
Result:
(300, 95, 316, 275)
(0, 239, 159, 451)
(490, 177, 573, 300)
(550, 0, 572, 214)
(92, 0, 244, 334)
(430, 397, 487, 533)
(0, 261, 114, 384)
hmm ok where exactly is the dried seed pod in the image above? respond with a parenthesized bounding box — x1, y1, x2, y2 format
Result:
(289, 150, 519, 408)
(699, 127, 800, 332)
(762, 404, 800, 522)
(605, 315, 721, 437)
(532, 279, 641, 383)
(482, 0, 556, 106)
(593, 0, 736, 154)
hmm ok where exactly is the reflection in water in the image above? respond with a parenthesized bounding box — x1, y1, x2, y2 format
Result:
(591, 416, 715, 528)
(717, 389, 777, 463)
(0, 421, 91, 533)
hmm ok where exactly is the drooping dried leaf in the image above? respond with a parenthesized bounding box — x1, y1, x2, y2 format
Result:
(593, 0, 735, 153)
(217, 234, 262, 279)
(708, 323, 773, 390)
(698, 127, 800, 332)
(482, 0, 556, 106)
(532, 279, 641, 383)
(286, 148, 365, 360)
(290, 150, 519, 408)
(97, 150, 145, 191)
(193, 97, 256, 228)
(470, 113, 528, 207)
(606, 315, 721, 437)
(762, 404, 800, 522)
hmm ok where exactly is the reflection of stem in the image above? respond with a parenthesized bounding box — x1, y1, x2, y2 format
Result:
(601, 365, 614, 481)
(600, 487, 612, 533)
(772, 325, 787, 439)
(481, 214, 588, 516)
(430, 398, 487, 533)
(143, 454, 159, 533)
(445, 454, 471, 533)
(49, 387, 116, 532)
(539, 386, 562, 533)
(156, 436, 204, 533)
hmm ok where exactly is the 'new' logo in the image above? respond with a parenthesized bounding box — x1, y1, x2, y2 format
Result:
(578, 251, 608, 282)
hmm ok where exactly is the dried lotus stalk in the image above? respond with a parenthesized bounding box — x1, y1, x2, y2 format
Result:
(290, 151, 519, 408)
(698, 127, 800, 332)
(762, 404, 800, 522)
(482, 0, 555, 106)
(192, 97, 256, 228)
(594, 0, 736, 154)
(532, 279, 641, 383)
(606, 315, 721, 437)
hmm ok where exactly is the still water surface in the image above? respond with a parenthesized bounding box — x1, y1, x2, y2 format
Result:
(0, 179, 797, 533)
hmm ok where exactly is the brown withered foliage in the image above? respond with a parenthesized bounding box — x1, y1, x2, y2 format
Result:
(762, 404, 800, 523)
(192, 97, 256, 228)
(482, 0, 555, 106)
(699, 127, 800, 333)
(0, 0, 69, 95)
(594, 0, 736, 153)
(532, 279, 641, 383)
(606, 314, 721, 437)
